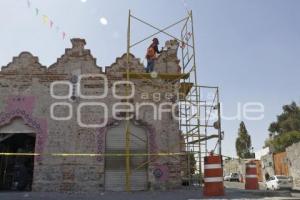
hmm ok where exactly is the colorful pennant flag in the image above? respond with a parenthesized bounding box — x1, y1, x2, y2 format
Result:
(42, 15, 48, 24)
(26, 0, 69, 40)
(27, 0, 31, 8)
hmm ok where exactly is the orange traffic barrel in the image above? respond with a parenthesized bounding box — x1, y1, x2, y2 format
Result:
(203, 155, 225, 196)
(245, 160, 259, 190)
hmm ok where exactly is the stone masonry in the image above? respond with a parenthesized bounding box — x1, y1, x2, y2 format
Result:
(286, 142, 300, 190)
(0, 38, 183, 192)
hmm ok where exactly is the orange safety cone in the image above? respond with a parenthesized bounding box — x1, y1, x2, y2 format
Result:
(203, 155, 225, 196)
(245, 160, 259, 190)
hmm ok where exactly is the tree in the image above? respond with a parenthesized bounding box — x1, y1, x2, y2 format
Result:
(266, 131, 300, 152)
(235, 121, 254, 158)
(266, 102, 300, 152)
(268, 102, 300, 134)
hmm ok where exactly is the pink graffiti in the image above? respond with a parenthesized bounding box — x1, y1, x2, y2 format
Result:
(0, 96, 48, 164)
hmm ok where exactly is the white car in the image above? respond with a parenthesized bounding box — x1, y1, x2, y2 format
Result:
(224, 173, 240, 182)
(265, 175, 293, 190)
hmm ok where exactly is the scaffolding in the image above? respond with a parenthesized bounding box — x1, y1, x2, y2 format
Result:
(180, 85, 222, 187)
(125, 10, 223, 191)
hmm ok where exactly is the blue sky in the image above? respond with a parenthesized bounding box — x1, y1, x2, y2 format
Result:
(0, 0, 299, 157)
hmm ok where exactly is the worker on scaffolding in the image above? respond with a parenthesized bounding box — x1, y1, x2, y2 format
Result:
(145, 38, 162, 73)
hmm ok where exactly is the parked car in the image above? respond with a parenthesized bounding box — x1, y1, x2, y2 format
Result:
(265, 175, 293, 190)
(224, 173, 240, 182)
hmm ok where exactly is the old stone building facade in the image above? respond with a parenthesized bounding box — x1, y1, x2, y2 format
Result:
(286, 142, 300, 190)
(261, 153, 275, 182)
(0, 38, 183, 192)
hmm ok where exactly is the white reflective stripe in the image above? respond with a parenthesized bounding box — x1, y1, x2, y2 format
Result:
(247, 164, 256, 168)
(204, 164, 222, 169)
(245, 175, 257, 178)
(204, 177, 223, 183)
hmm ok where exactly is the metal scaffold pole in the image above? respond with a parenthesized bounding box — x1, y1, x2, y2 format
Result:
(125, 9, 131, 192)
(217, 88, 222, 156)
(190, 10, 203, 185)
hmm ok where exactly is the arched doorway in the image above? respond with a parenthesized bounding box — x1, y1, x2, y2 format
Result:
(105, 121, 148, 191)
(0, 117, 36, 191)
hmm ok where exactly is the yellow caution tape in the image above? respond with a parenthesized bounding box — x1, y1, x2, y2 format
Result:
(0, 152, 187, 157)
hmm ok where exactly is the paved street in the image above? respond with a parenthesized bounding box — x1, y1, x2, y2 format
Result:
(224, 180, 267, 190)
(0, 184, 299, 200)
(224, 181, 300, 199)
